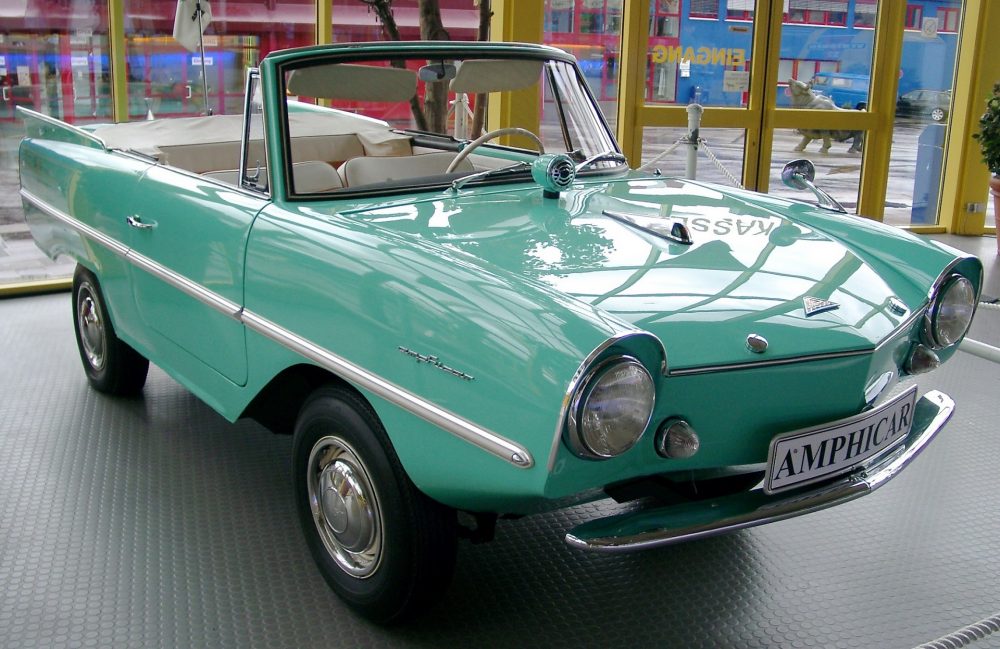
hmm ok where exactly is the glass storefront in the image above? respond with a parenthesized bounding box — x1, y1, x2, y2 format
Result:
(645, 0, 754, 108)
(640, 126, 746, 189)
(0, 0, 312, 286)
(767, 129, 864, 210)
(122, 0, 314, 119)
(884, 2, 963, 226)
(1, 4, 111, 284)
(0, 0, 993, 289)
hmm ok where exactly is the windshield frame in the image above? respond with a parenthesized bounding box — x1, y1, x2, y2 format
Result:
(267, 43, 624, 202)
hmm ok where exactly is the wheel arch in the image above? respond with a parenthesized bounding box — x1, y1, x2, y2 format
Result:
(241, 363, 357, 435)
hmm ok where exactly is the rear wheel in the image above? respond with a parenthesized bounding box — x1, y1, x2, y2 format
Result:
(72, 266, 149, 395)
(292, 385, 457, 623)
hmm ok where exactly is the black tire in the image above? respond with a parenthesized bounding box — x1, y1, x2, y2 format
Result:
(292, 385, 458, 623)
(931, 107, 946, 122)
(72, 265, 149, 396)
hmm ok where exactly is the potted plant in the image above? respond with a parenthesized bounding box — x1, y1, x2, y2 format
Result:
(972, 81, 1000, 253)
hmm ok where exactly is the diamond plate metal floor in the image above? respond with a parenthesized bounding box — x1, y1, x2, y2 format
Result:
(1, 236, 998, 649)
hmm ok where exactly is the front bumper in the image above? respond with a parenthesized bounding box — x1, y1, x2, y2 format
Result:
(565, 390, 954, 552)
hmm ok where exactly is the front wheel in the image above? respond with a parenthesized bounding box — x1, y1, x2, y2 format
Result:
(72, 266, 149, 395)
(292, 385, 457, 623)
(931, 107, 946, 122)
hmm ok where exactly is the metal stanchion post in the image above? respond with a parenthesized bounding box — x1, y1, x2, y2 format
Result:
(686, 103, 703, 180)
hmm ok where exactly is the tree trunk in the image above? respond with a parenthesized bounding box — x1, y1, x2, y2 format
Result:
(361, 0, 428, 131)
(418, 0, 451, 134)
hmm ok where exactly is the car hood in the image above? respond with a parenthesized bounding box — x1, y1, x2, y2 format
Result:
(343, 176, 914, 370)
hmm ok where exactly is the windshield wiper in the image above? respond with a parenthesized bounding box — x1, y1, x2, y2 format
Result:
(576, 151, 628, 172)
(450, 161, 530, 193)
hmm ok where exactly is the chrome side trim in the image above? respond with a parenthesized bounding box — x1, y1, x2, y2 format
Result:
(565, 390, 954, 552)
(668, 348, 872, 377)
(21, 188, 533, 469)
(670, 306, 928, 378)
(242, 311, 533, 468)
(21, 188, 243, 320)
(21, 188, 128, 257)
(125, 249, 243, 320)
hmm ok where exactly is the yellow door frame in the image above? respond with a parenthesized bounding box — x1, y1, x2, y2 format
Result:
(939, 0, 998, 236)
(109, 0, 128, 123)
(487, 0, 544, 142)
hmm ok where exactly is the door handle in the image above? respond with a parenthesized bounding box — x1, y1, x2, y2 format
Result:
(2, 87, 9, 102)
(126, 215, 155, 229)
(185, 84, 192, 99)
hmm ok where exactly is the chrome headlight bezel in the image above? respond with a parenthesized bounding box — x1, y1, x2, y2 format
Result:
(565, 355, 655, 460)
(923, 274, 976, 350)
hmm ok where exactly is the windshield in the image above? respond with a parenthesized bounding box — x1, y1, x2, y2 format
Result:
(277, 49, 622, 197)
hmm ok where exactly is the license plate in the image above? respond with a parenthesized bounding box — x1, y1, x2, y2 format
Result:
(764, 386, 918, 494)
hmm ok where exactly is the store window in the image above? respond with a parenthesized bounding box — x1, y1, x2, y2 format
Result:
(650, 0, 680, 37)
(546, 0, 576, 33)
(769, 0, 874, 210)
(726, 0, 754, 22)
(938, 7, 960, 32)
(786, 1, 849, 27)
(643, 0, 754, 108)
(581, 12, 606, 34)
(1, 2, 111, 286)
(606, 0, 624, 34)
(689, 0, 719, 20)
(545, 1, 621, 105)
(884, 1, 963, 226)
(124, 0, 312, 119)
(854, 0, 877, 28)
(906, 5, 925, 30)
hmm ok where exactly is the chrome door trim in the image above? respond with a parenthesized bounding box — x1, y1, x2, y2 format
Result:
(19, 188, 534, 470)
(242, 311, 534, 468)
(21, 188, 128, 257)
(125, 248, 244, 320)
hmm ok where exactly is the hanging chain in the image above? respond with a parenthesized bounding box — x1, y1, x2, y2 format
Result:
(637, 137, 744, 189)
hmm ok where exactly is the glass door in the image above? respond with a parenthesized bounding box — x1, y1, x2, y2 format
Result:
(616, 0, 970, 228)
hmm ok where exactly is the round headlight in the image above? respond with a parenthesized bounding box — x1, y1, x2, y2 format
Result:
(926, 275, 976, 349)
(567, 356, 655, 459)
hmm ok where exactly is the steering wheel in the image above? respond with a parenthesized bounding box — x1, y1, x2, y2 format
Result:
(446, 127, 545, 173)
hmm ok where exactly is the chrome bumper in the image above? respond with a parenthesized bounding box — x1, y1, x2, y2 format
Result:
(565, 390, 954, 553)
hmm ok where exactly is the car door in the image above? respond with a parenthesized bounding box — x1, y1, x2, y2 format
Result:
(128, 168, 268, 386)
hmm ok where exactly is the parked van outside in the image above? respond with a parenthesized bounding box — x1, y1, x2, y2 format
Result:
(810, 72, 870, 110)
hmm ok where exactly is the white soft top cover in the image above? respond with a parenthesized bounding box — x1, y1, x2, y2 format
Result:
(91, 109, 410, 159)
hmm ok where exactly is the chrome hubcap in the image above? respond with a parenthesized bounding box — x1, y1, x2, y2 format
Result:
(307, 436, 382, 577)
(77, 286, 106, 371)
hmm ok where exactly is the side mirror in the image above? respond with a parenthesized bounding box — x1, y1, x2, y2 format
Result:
(780, 159, 815, 190)
(780, 158, 846, 213)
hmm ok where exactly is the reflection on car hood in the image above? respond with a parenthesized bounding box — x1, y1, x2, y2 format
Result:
(346, 176, 913, 370)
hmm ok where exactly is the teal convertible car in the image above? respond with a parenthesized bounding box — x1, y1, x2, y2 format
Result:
(18, 42, 982, 622)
